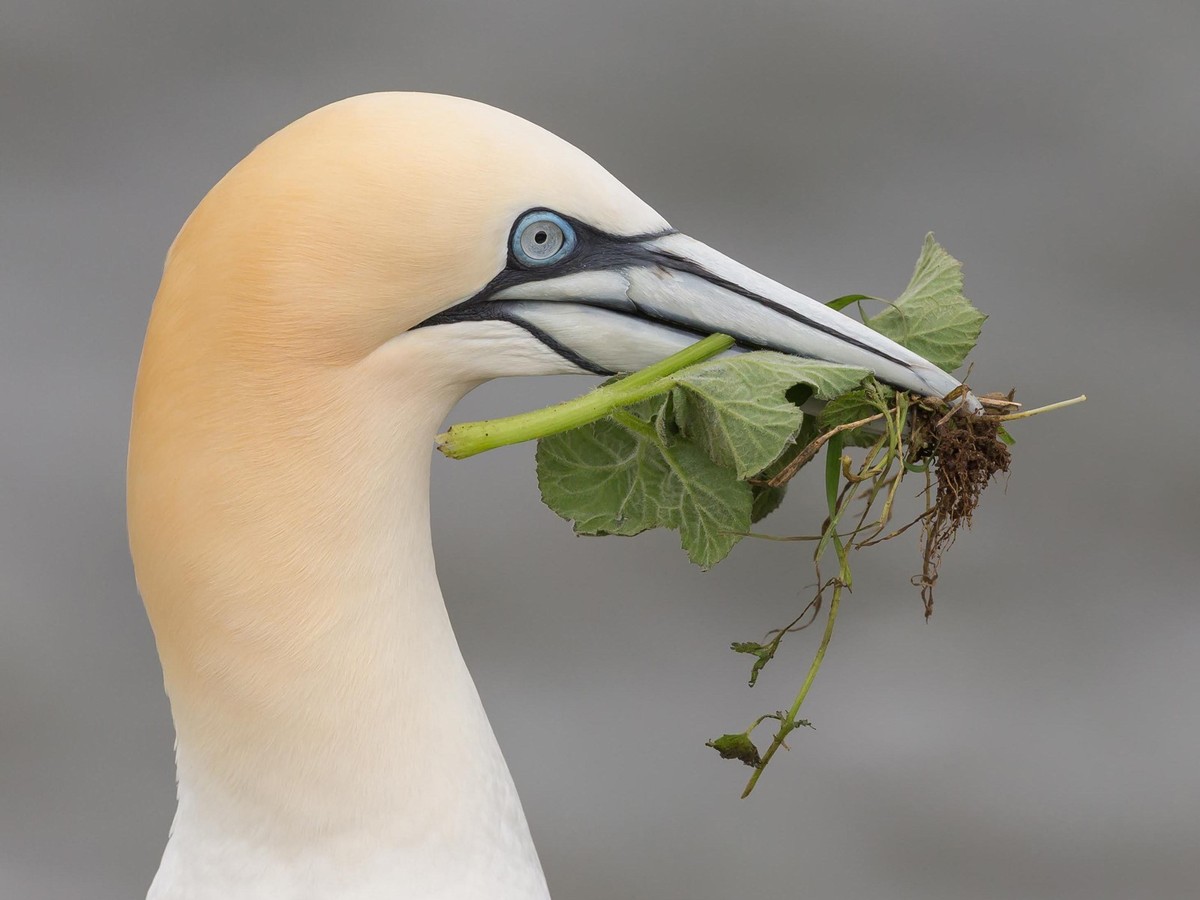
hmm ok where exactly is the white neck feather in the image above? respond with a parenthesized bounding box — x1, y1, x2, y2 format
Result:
(142, 335, 551, 900)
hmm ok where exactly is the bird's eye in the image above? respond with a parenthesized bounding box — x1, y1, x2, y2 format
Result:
(512, 211, 576, 266)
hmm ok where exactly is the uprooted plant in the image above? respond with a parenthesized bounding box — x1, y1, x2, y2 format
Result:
(438, 235, 1084, 795)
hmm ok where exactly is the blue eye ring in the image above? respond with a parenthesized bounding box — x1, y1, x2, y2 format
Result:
(511, 210, 577, 267)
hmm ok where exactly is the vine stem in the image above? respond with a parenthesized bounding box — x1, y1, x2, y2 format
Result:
(742, 435, 850, 798)
(740, 580, 842, 798)
(436, 334, 734, 459)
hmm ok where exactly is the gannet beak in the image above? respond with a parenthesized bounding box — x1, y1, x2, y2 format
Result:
(424, 211, 978, 409)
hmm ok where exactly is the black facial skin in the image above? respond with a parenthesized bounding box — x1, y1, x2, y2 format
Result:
(417, 210, 680, 374)
(418, 208, 913, 377)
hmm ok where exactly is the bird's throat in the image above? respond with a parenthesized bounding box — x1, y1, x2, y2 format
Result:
(130, 335, 547, 897)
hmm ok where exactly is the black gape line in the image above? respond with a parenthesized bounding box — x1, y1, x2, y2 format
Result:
(420, 300, 609, 375)
(417, 208, 915, 376)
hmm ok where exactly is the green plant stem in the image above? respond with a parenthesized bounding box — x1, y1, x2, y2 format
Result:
(742, 437, 850, 799)
(740, 576, 843, 799)
(609, 408, 659, 442)
(815, 435, 851, 570)
(436, 334, 735, 459)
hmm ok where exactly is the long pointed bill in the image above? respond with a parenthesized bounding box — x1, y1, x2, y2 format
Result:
(434, 231, 979, 411)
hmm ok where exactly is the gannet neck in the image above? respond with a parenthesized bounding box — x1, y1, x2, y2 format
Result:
(130, 303, 550, 896)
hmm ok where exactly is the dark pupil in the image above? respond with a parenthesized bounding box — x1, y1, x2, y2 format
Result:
(534, 230, 548, 244)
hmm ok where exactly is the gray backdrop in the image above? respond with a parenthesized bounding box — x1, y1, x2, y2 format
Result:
(2, 1, 1197, 898)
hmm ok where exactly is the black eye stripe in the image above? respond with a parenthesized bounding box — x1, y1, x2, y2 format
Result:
(417, 212, 679, 332)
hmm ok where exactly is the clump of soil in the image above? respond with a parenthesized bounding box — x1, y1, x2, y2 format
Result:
(910, 404, 1012, 617)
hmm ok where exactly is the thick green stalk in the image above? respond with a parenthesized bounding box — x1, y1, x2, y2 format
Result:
(437, 334, 734, 459)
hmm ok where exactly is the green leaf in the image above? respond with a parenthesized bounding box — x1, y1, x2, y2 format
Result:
(705, 732, 761, 767)
(745, 414, 822, 487)
(665, 441, 752, 568)
(817, 381, 894, 448)
(750, 482, 787, 523)
(818, 388, 878, 430)
(825, 293, 884, 314)
(731, 640, 776, 687)
(670, 352, 868, 479)
(536, 398, 752, 568)
(868, 234, 986, 373)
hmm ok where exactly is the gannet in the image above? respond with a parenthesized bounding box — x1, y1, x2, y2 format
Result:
(127, 92, 972, 900)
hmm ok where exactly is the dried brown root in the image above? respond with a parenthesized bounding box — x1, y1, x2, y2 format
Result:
(909, 404, 1012, 618)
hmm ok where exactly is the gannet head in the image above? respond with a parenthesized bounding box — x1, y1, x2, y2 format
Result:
(154, 92, 968, 401)
(128, 92, 977, 895)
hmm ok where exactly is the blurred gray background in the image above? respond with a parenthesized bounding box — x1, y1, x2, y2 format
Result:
(2, 1, 1198, 897)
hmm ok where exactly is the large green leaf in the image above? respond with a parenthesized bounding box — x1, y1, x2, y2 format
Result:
(868, 234, 986, 373)
(536, 397, 751, 568)
(672, 353, 868, 479)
